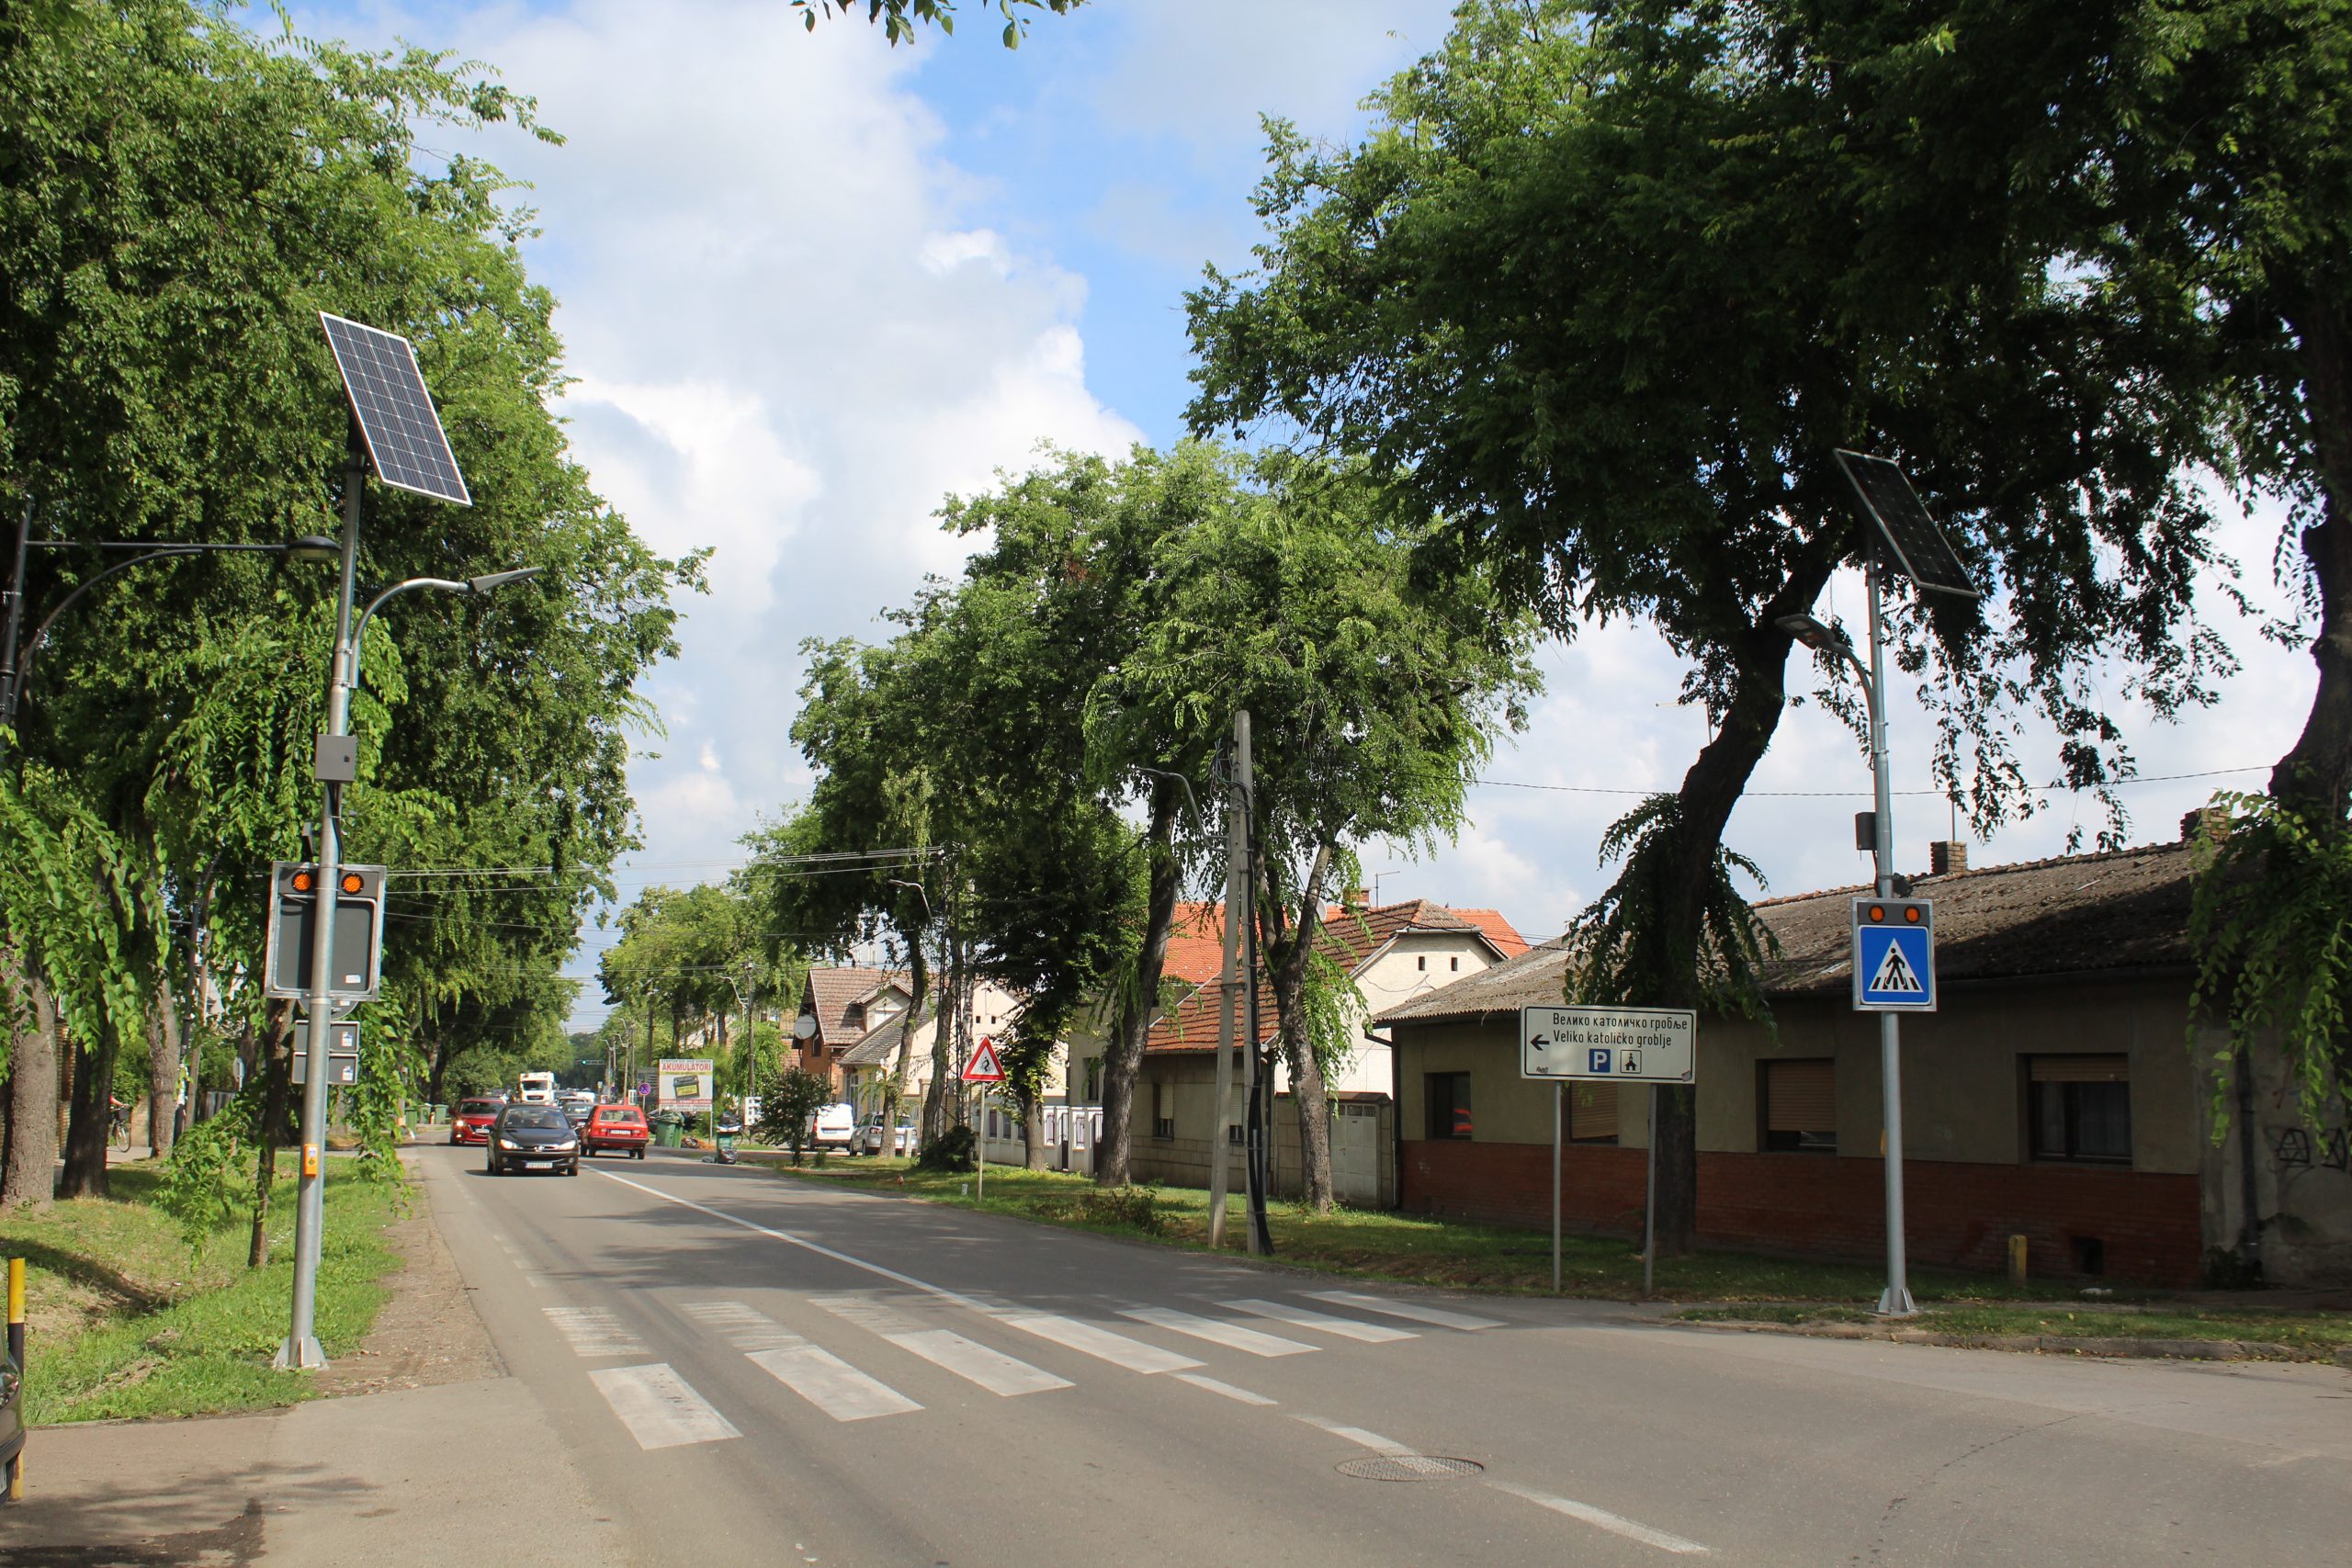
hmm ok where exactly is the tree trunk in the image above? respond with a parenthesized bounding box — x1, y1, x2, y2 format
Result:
(248, 1000, 293, 1269)
(1098, 786, 1181, 1187)
(1648, 637, 1803, 1256)
(59, 1021, 120, 1200)
(2275, 296, 2352, 820)
(1266, 843, 1337, 1213)
(146, 974, 183, 1160)
(1023, 1100, 1046, 1171)
(922, 937, 963, 1144)
(887, 926, 929, 1134)
(1, 968, 59, 1210)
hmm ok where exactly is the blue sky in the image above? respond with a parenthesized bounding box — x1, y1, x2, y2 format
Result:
(286, 1, 2312, 1034)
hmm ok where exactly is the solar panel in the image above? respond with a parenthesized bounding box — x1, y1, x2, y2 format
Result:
(320, 313, 471, 506)
(1833, 449, 1977, 599)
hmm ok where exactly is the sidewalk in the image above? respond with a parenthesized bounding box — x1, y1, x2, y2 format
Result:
(0, 1155, 627, 1568)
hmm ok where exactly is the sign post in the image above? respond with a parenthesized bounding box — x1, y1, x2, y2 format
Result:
(962, 1037, 1003, 1201)
(1521, 1006, 1698, 1296)
(1852, 895, 1936, 1316)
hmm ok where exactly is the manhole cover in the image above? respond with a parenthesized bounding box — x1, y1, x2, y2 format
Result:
(1337, 1455, 1485, 1483)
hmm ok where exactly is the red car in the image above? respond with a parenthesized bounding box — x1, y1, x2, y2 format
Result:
(582, 1103, 650, 1159)
(449, 1097, 503, 1146)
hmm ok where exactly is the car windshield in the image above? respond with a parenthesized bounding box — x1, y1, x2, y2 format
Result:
(503, 1109, 568, 1131)
(598, 1109, 644, 1123)
(458, 1100, 500, 1115)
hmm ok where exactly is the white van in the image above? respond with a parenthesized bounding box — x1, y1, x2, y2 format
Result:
(811, 1102, 856, 1149)
(516, 1071, 557, 1104)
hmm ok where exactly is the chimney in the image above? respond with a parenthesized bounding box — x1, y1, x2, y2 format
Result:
(1342, 886, 1371, 908)
(1928, 840, 1967, 876)
(2181, 807, 2230, 845)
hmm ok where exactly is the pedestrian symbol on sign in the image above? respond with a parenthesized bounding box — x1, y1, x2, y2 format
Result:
(1868, 942, 1924, 996)
(1588, 1048, 1612, 1074)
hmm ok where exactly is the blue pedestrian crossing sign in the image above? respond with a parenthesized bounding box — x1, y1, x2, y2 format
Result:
(1852, 897, 1936, 1011)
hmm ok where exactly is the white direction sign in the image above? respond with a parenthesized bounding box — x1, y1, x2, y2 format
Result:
(1521, 1006, 1697, 1084)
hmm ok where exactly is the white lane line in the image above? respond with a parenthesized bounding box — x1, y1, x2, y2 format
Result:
(1304, 1291, 1503, 1331)
(887, 1328, 1071, 1397)
(1487, 1479, 1711, 1556)
(999, 1314, 1204, 1375)
(543, 1306, 646, 1358)
(1120, 1306, 1317, 1358)
(1295, 1415, 1416, 1456)
(588, 1364, 741, 1450)
(1175, 1373, 1276, 1406)
(750, 1345, 923, 1422)
(678, 1299, 804, 1352)
(1222, 1298, 1418, 1344)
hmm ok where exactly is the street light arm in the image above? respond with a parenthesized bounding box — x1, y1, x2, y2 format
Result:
(347, 567, 538, 699)
(17, 546, 209, 694)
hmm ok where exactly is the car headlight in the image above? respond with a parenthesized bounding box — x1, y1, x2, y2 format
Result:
(551, 1140, 577, 1151)
(498, 1138, 522, 1150)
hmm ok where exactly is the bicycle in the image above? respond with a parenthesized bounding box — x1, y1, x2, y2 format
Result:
(108, 1097, 133, 1154)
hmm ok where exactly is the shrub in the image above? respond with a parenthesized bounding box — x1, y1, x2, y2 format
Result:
(916, 1125, 976, 1172)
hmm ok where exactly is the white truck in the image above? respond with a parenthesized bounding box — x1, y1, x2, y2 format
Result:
(516, 1071, 557, 1104)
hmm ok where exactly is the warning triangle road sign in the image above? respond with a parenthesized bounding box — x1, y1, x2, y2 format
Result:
(1869, 942, 1925, 995)
(961, 1037, 1005, 1083)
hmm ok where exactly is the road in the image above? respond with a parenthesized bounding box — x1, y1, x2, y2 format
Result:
(422, 1145, 2352, 1566)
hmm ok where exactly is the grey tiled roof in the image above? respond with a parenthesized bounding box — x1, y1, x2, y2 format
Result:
(1377, 840, 2199, 1027)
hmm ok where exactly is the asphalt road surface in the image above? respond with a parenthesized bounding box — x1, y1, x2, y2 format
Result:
(420, 1145, 2352, 1567)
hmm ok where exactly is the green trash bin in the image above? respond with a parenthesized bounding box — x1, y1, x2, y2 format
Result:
(651, 1111, 685, 1149)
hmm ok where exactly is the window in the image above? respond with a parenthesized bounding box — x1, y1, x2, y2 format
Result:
(1417, 955, 1427, 971)
(1425, 1072, 1473, 1140)
(1450, 956, 1459, 972)
(2029, 1056, 2131, 1164)
(1568, 1083, 1619, 1144)
(1151, 1081, 1174, 1141)
(1761, 1059, 1836, 1152)
(1082, 1057, 1103, 1104)
(1227, 1123, 1244, 1145)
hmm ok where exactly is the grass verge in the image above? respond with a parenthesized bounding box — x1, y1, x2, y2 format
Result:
(755, 1156, 2057, 1303)
(0, 1158, 406, 1424)
(1679, 1302, 2352, 1350)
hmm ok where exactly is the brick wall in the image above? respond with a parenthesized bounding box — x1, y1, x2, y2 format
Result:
(1403, 1139, 2203, 1285)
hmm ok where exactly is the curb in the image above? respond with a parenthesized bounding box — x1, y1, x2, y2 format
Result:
(1673, 1316, 2352, 1365)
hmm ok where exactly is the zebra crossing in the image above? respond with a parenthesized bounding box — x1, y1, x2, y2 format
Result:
(553, 1285, 1501, 1450)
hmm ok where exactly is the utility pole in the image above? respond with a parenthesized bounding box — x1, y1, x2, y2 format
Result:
(1208, 711, 1249, 1249)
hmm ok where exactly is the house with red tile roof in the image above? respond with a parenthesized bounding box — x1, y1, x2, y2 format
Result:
(1118, 898, 1515, 1206)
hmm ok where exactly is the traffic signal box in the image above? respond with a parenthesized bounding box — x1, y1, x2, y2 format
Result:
(263, 861, 386, 1001)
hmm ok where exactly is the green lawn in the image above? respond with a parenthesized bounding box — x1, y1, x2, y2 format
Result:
(759, 1157, 2057, 1303)
(0, 1158, 406, 1424)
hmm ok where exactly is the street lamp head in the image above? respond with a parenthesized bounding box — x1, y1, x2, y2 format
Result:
(1775, 612, 1849, 653)
(283, 535, 342, 564)
(466, 565, 543, 595)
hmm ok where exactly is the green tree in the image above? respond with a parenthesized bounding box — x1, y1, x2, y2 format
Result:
(790, 0, 1083, 49)
(1187, 0, 2233, 1251)
(757, 1066, 834, 1165)
(0, 0, 695, 1211)
(1098, 454, 1540, 1210)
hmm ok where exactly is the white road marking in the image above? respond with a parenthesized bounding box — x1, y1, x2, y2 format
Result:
(750, 1345, 923, 1422)
(1296, 1415, 1416, 1456)
(1304, 1290, 1503, 1331)
(594, 1168, 991, 1310)
(1121, 1305, 1317, 1358)
(1000, 1314, 1204, 1375)
(543, 1306, 646, 1358)
(1487, 1479, 1711, 1556)
(806, 1292, 919, 1334)
(887, 1328, 1071, 1396)
(588, 1364, 740, 1450)
(1175, 1373, 1277, 1406)
(1222, 1298, 1418, 1343)
(678, 1299, 804, 1352)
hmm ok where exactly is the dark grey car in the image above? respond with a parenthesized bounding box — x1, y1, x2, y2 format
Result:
(487, 1104, 582, 1176)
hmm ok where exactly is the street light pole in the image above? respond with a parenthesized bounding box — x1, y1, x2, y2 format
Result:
(1862, 552, 1917, 1318)
(278, 426, 365, 1371)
